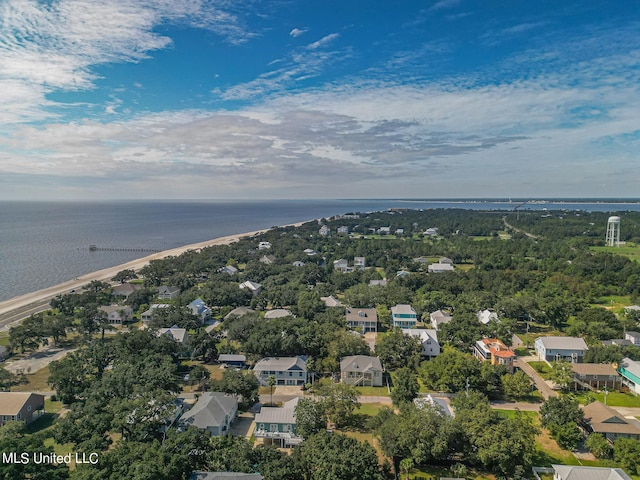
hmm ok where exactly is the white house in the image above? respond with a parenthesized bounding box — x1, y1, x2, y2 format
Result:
(98, 305, 133, 325)
(253, 357, 308, 386)
(240, 281, 262, 296)
(340, 355, 384, 387)
(477, 309, 498, 325)
(258, 241, 271, 250)
(354, 257, 366, 270)
(430, 310, 452, 330)
(625, 331, 640, 346)
(319, 225, 330, 236)
(404, 329, 440, 357)
(619, 357, 640, 396)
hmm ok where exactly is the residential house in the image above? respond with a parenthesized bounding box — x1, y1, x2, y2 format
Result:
(218, 354, 246, 369)
(157, 326, 189, 345)
(477, 309, 498, 325)
(414, 394, 454, 417)
(260, 254, 277, 265)
(337, 226, 349, 235)
(188, 298, 211, 322)
(253, 356, 308, 386)
(413, 256, 430, 265)
(618, 357, 640, 396)
(391, 304, 418, 329)
(0, 392, 45, 426)
(258, 241, 271, 250)
(303, 248, 316, 256)
(98, 305, 133, 325)
(191, 473, 263, 480)
(158, 285, 181, 300)
(571, 363, 621, 391)
(239, 281, 262, 296)
(264, 309, 292, 319)
(423, 227, 439, 236)
(340, 355, 384, 387)
(581, 401, 640, 442)
(369, 279, 387, 287)
(439, 257, 454, 265)
(345, 307, 378, 333)
(354, 257, 366, 270)
(254, 397, 302, 447)
(219, 265, 238, 275)
(141, 303, 170, 324)
(111, 282, 143, 298)
(292, 261, 305, 267)
(319, 225, 330, 236)
(535, 336, 588, 363)
(377, 226, 391, 235)
(404, 329, 440, 358)
(603, 338, 633, 347)
(473, 338, 517, 372)
(395, 228, 404, 235)
(625, 331, 640, 346)
(428, 262, 454, 273)
(320, 295, 342, 308)
(430, 310, 452, 330)
(396, 270, 410, 278)
(178, 392, 237, 436)
(550, 465, 632, 480)
(333, 258, 350, 272)
(223, 307, 255, 321)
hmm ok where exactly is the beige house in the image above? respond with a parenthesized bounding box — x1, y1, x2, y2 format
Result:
(582, 401, 640, 442)
(0, 392, 45, 426)
(98, 305, 133, 325)
(340, 355, 384, 387)
(345, 307, 377, 333)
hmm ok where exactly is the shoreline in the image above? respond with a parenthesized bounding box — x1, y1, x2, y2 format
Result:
(0, 221, 307, 317)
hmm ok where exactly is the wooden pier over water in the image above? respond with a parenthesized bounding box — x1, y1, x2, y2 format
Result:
(87, 245, 161, 253)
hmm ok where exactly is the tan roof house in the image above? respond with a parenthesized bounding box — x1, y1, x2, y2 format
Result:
(582, 401, 640, 442)
(345, 307, 377, 333)
(0, 392, 45, 426)
(340, 355, 384, 387)
(98, 305, 133, 325)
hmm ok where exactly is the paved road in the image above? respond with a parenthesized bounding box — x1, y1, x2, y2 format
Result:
(502, 215, 541, 240)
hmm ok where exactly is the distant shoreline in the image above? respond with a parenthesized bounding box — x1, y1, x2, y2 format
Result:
(0, 220, 307, 319)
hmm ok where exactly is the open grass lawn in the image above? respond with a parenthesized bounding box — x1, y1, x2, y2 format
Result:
(0, 333, 10, 347)
(10, 365, 51, 392)
(494, 409, 539, 420)
(571, 391, 640, 408)
(45, 398, 64, 413)
(592, 243, 640, 263)
(529, 361, 553, 379)
(202, 364, 225, 381)
(341, 431, 387, 464)
(591, 294, 634, 310)
(408, 465, 497, 480)
(355, 386, 389, 396)
(354, 403, 386, 417)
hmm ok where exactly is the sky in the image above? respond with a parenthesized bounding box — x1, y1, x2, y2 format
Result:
(0, 0, 639, 200)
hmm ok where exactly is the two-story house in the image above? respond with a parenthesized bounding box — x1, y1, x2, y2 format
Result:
(618, 357, 640, 396)
(253, 356, 308, 386)
(345, 307, 377, 333)
(254, 397, 302, 447)
(98, 305, 133, 325)
(535, 336, 588, 363)
(188, 298, 211, 322)
(178, 392, 237, 436)
(0, 392, 45, 426)
(340, 355, 384, 387)
(158, 285, 181, 299)
(404, 329, 440, 358)
(391, 304, 418, 329)
(473, 338, 517, 372)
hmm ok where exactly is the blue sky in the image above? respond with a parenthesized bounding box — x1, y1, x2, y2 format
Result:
(0, 0, 639, 200)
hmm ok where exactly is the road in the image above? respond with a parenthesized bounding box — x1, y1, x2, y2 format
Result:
(502, 215, 541, 240)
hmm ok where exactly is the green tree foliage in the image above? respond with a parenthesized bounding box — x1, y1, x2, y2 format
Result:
(210, 368, 259, 410)
(375, 328, 422, 371)
(315, 380, 360, 427)
(295, 399, 326, 439)
(421, 346, 482, 393)
(111, 269, 138, 283)
(550, 360, 574, 391)
(391, 367, 419, 407)
(319, 330, 370, 373)
(585, 433, 613, 459)
(540, 396, 584, 428)
(501, 369, 532, 400)
(295, 432, 384, 480)
(0, 366, 21, 391)
(567, 307, 622, 341)
(614, 437, 640, 474)
(550, 421, 582, 451)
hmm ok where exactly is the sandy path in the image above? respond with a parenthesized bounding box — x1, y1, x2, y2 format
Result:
(0, 222, 305, 318)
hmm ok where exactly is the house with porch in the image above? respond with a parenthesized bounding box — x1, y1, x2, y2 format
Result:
(430, 310, 452, 330)
(571, 363, 621, 391)
(391, 304, 418, 329)
(581, 401, 640, 442)
(0, 392, 45, 426)
(253, 356, 308, 386)
(158, 285, 181, 299)
(254, 397, 302, 447)
(535, 336, 588, 363)
(404, 329, 440, 358)
(473, 338, 516, 372)
(98, 305, 133, 325)
(340, 355, 384, 387)
(618, 357, 640, 396)
(141, 303, 170, 324)
(178, 392, 237, 436)
(345, 307, 378, 333)
(188, 298, 211, 322)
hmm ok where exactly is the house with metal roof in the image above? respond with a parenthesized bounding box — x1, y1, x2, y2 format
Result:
(188, 298, 211, 322)
(404, 329, 440, 357)
(0, 392, 45, 426)
(253, 356, 307, 386)
(178, 392, 237, 436)
(239, 281, 262, 296)
(340, 355, 384, 387)
(345, 307, 378, 333)
(218, 354, 246, 369)
(254, 397, 302, 447)
(550, 465, 631, 480)
(430, 310, 452, 330)
(618, 357, 640, 396)
(391, 304, 418, 329)
(581, 401, 640, 442)
(571, 363, 621, 391)
(535, 336, 588, 363)
(158, 285, 181, 299)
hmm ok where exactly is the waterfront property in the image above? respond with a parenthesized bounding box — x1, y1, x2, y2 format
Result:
(345, 307, 378, 333)
(0, 392, 45, 426)
(253, 356, 308, 386)
(391, 304, 418, 329)
(473, 338, 516, 372)
(535, 336, 588, 363)
(404, 328, 440, 357)
(98, 305, 133, 325)
(179, 392, 238, 436)
(581, 401, 640, 442)
(254, 397, 302, 447)
(618, 357, 640, 395)
(340, 355, 384, 387)
(571, 363, 621, 391)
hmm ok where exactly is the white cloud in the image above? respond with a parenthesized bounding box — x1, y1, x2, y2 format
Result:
(429, 0, 462, 12)
(289, 27, 306, 38)
(306, 33, 339, 50)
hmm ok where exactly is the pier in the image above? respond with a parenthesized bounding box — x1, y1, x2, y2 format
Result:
(87, 245, 161, 253)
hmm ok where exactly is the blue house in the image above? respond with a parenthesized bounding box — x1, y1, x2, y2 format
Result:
(188, 298, 211, 322)
(535, 336, 588, 363)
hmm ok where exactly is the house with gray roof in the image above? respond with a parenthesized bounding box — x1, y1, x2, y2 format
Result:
(141, 303, 170, 324)
(391, 304, 418, 329)
(618, 357, 640, 396)
(98, 305, 133, 325)
(340, 355, 384, 387)
(239, 281, 262, 296)
(428, 262, 454, 273)
(219, 265, 238, 275)
(188, 298, 211, 322)
(535, 336, 588, 363)
(158, 285, 181, 299)
(571, 363, 621, 391)
(551, 465, 631, 480)
(111, 282, 143, 298)
(178, 392, 237, 436)
(430, 310, 452, 330)
(223, 307, 255, 321)
(625, 331, 640, 346)
(253, 356, 307, 386)
(157, 326, 189, 345)
(404, 329, 440, 357)
(321, 295, 342, 308)
(414, 394, 454, 417)
(254, 397, 302, 447)
(345, 307, 377, 333)
(264, 309, 292, 319)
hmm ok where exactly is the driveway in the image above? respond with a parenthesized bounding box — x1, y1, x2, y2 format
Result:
(515, 357, 558, 400)
(4, 345, 75, 375)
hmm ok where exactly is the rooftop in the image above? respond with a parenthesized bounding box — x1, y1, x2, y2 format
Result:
(340, 355, 383, 373)
(0, 392, 44, 415)
(536, 336, 588, 350)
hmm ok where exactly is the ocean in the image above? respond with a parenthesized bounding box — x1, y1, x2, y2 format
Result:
(1, 199, 639, 302)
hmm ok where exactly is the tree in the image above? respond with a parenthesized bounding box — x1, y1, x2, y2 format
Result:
(550, 360, 573, 391)
(111, 269, 138, 283)
(295, 399, 326, 439)
(295, 432, 384, 480)
(614, 437, 640, 474)
(0, 367, 20, 391)
(585, 433, 613, 459)
(316, 380, 360, 427)
(268, 375, 276, 406)
(211, 368, 259, 410)
(391, 368, 419, 407)
(375, 328, 422, 371)
(540, 396, 583, 429)
(190, 330, 220, 362)
(550, 421, 582, 450)
(421, 346, 482, 393)
(501, 370, 532, 400)
(399, 458, 413, 480)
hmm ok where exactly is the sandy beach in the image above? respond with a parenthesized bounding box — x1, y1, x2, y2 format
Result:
(0, 221, 305, 320)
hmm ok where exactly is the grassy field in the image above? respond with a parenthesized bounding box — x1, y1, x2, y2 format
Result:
(10, 365, 52, 392)
(355, 386, 390, 396)
(529, 361, 553, 380)
(354, 403, 386, 417)
(571, 391, 640, 408)
(592, 243, 640, 263)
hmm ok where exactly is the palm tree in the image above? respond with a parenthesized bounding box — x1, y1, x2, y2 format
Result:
(268, 375, 276, 406)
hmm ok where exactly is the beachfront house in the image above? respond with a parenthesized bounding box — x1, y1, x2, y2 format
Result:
(391, 304, 418, 329)
(535, 336, 588, 363)
(98, 305, 133, 325)
(340, 355, 384, 387)
(345, 307, 377, 333)
(0, 392, 45, 426)
(253, 356, 308, 386)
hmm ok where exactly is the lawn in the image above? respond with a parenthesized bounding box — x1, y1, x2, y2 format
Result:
(571, 391, 640, 408)
(355, 386, 390, 396)
(0, 333, 10, 347)
(591, 243, 640, 263)
(529, 361, 553, 380)
(354, 403, 386, 417)
(10, 365, 51, 392)
(494, 409, 539, 420)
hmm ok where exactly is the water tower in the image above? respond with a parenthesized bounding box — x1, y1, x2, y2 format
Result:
(606, 216, 621, 247)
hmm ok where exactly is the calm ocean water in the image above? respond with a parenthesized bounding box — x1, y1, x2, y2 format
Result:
(1, 199, 639, 302)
